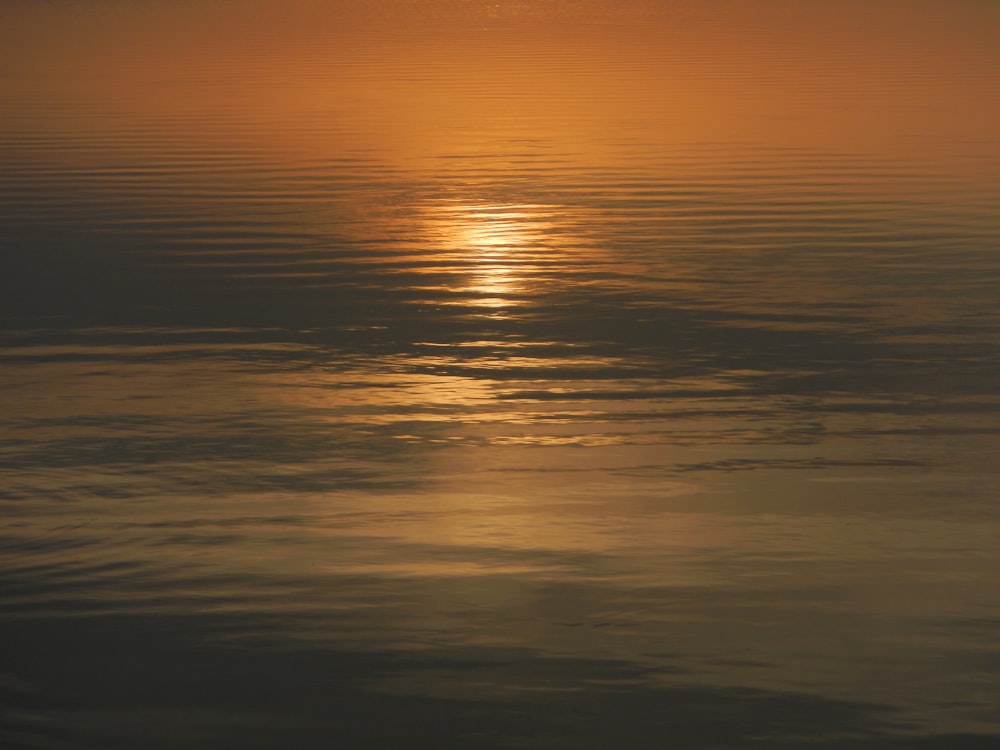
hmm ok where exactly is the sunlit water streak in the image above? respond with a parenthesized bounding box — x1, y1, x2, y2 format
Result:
(2, 1, 1000, 748)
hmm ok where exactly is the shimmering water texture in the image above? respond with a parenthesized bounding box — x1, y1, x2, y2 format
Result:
(2, 1, 1000, 748)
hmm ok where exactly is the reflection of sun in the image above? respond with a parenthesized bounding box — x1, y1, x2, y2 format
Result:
(424, 202, 558, 313)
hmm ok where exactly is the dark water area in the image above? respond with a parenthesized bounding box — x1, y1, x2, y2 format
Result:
(2, 1, 1000, 748)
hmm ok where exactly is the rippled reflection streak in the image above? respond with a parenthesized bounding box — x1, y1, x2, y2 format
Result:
(416, 202, 561, 314)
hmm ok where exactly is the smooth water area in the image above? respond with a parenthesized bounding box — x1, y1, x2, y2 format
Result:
(2, 1, 1000, 748)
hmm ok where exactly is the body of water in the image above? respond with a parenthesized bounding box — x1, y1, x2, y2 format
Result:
(2, 1, 1000, 748)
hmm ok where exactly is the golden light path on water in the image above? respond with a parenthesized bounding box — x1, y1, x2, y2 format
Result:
(419, 202, 566, 314)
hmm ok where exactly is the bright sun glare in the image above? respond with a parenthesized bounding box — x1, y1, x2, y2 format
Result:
(428, 202, 557, 311)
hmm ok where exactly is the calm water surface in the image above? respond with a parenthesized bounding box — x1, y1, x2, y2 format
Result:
(2, 1, 1000, 748)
